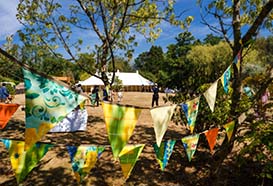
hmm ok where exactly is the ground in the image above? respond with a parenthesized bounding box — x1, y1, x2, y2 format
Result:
(0, 92, 272, 186)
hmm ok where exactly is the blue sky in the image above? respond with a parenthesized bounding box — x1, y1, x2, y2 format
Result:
(0, 0, 271, 59)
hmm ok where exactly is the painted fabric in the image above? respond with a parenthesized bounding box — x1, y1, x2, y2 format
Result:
(67, 145, 105, 183)
(153, 140, 176, 171)
(223, 121, 235, 142)
(181, 97, 200, 133)
(101, 102, 142, 158)
(49, 108, 88, 132)
(119, 144, 145, 180)
(181, 134, 200, 162)
(150, 105, 176, 147)
(220, 65, 231, 94)
(23, 68, 86, 150)
(1, 139, 53, 183)
(204, 128, 219, 153)
(233, 51, 241, 71)
(0, 103, 19, 129)
(203, 80, 218, 112)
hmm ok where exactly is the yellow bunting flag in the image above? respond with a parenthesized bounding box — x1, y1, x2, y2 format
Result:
(181, 134, 200, 162)
(0, 103, 20, 129)
(223, 121, 235, 142)
(150, 105, 177, 147)
(204, 128, 219, 153)
(67, 145, 105, 183)
(1, 139, 53, 183)
(119, 144, 145, 180)
(23, 68, 86, 150)
(203, 80, 218, 112)
(102, 102, 142, 159)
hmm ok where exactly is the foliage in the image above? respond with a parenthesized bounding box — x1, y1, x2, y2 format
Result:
(112, 76, 123, 92)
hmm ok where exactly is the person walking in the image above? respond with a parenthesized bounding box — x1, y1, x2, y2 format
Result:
(117, 89, 123, 103)
(152, 83, 159, 107)
(0, 83, 9, 103)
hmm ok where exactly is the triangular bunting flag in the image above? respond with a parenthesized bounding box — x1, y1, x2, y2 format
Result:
(153, 140, 176, 171)
(1, 139, 53, 183)
(49, 108, 88, 132)
(233, 51, 241, 72)
(22, 68, 86, 150)
(181, 134, 200, 162)
(203, 80, 218, 112)
(0, 103, 20, 129)
(220, 65, 231, 94)
(150, 105, 176, 147)
(67, 145, 105, 183)
(181, 97, 200, 133)
(204, 128, 219, 153)
(119, 144, 145, 180)
(223, 121, 235, 142)
(101, 102, 142, 159)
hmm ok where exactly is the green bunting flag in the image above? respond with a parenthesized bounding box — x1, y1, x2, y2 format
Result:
(102, 102, 142, 159)
(153, 140, 176, 171)
(67, 145, 105, 183)
(223, 121, 235, 142)
(119, 144, 145, 180)
(1, 139, 53, 183)
(22, 68, 86, 150)
(150, 105, 177, 147)
(181, 134, 200, 162)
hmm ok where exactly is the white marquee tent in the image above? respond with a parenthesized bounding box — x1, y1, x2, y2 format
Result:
(79, 70, 154, 92)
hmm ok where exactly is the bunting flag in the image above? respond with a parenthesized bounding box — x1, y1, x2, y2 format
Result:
(220, 65, 231, 94)
(181, 134, 200, 162)
(22, 68, 86, 150)
(1, 139, 53, 183)
(204, 128, 219, 153)
(203, 80, 218, 112)
(67, 145, 105, 183)
(153, 140, 176, 171)
(223, 121, 235, 142)
(49, 108, 88, 132)
(181, 97, 200, 133)
(233, 51, 241, 71)
(119, 144, 145, 180)
(101, 102, 142, 159)
(150, 105, 176, 147)
(0, 103, 20, 129)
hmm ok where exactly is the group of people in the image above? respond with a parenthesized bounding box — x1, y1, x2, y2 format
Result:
(0, 83, 10, 103)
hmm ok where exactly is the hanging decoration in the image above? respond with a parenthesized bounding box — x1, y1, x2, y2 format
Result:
(0, 103, 20, 129)
(223, 121, 235, 142)
(203, 80, 218, 112)
(150, 105, 177, 147)
(181, 97, 200, 133)
(181, 134, 200, 162)
(204, 128, 219, 153)
(101, 102, 142, 159)
(220, 65, 231, 94)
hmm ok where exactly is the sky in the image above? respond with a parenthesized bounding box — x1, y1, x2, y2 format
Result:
(0, 0, 271, 59)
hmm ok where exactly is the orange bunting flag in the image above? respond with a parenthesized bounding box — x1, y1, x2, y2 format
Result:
(204, 128, 219, 153)
(119, 144, 145, 180)
(150, 105, 177, 147)
(0, 103, 20, 129)
(223, 121, 235, 142)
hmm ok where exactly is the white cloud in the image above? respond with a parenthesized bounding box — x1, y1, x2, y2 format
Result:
(0, 1, 21, 40)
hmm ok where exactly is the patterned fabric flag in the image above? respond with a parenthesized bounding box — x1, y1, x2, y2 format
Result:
(223, 121, 235, 142)
(0, 103, 20, 129)
(220, 65, 231, 94)
(23, 68, 86, 150)
(204, 128, 219, 153)
(101, 102, 142, 159)
(233, 51, 241, 71)
(119, 144, 145, 180)
(150, 105, 176, 147)
(1, 139, 53, 183)
(67, 145, 105, 183)
(181, 134, 200, 162)
(181, 97, 200, 133)
(153, 140, 176, 171)
(49, 108, 88, 132)
(203, 80, 218, 112)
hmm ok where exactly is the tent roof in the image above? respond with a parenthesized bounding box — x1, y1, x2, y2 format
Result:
(79, 71, 154, 86)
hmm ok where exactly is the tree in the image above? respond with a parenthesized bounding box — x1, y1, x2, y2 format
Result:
(198, 0, 273, 182)
(14, 0, 192, 86)
(203, 34, 223, 45)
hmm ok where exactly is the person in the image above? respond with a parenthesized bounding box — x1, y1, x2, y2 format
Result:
(75, 84, 83, 94)
(102, 87, 109, 101)
(152, 83, 159, 107)
(117, 89, 123, 103)
(91, 86, 100, 106)
(0, 83, 9, 103)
